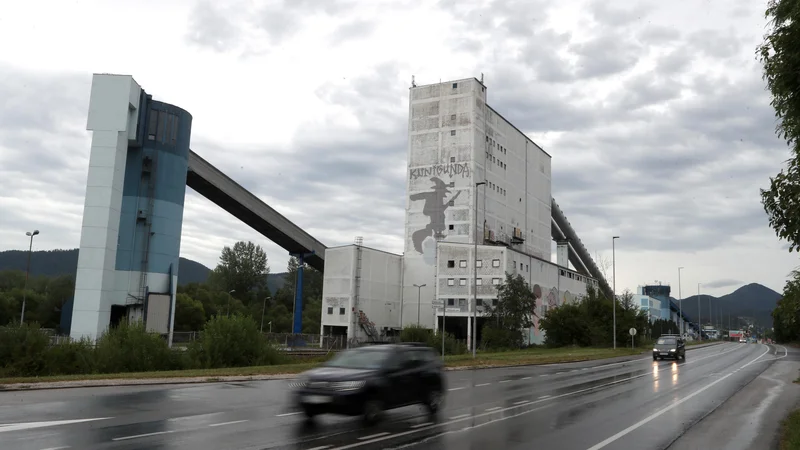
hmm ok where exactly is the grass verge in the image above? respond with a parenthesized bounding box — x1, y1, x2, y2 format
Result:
(0, 347, 642, 387)
(780, 409, 800, 450)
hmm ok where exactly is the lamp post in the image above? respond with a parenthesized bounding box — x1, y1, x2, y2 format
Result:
(474, 180, 486, 358)
(678, 267, 684, 336)
(227, 289, 235, 317)
(260, 296, 271, 333)
(697, 283, 702, 340)
(20, 230, 40, 324)
(413, 284, 426, 326)
(612, 235, 619, 349)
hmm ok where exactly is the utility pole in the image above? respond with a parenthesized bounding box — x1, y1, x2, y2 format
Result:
(678, 267, 683, 336)
(697, 283, 702, 340)
(474, 181, 486, 358)
(612, 236, 619, 349)
(20, 229, 40, 325)
(413, 284, 426, 326)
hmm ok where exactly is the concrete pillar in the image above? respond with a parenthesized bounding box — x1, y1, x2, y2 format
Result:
(556, 240, 569, 267)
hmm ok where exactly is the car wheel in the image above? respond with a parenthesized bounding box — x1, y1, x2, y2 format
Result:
(363, 398, 383, 425)
(425, 388, 444, 415)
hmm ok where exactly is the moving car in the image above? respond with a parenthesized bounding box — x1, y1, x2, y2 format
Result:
(653, 334, 686, 360)
(290, 343, 445, 424)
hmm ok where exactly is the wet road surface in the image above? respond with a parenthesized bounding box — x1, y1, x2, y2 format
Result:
(0, 343, 791, 450)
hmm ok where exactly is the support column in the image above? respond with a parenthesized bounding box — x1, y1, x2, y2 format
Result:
(291, 250, 315, 336)
(556, 239, 569, 267)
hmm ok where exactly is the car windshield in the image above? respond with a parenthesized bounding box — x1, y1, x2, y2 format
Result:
(657, 338, 676, 345)
(324, 347, 393, 369)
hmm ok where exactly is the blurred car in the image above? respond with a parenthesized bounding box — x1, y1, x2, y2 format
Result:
(739, 338, 747, 343)
(289, 343, 445, 424)
(653, 334, 686, 360)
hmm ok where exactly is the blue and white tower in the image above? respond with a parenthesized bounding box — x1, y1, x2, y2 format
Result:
(71, 74, 192, 343)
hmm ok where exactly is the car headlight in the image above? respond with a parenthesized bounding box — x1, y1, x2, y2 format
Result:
(670, 349, 676, 352)
(653, 348, 658, 352)
(331, 380, 366, 391)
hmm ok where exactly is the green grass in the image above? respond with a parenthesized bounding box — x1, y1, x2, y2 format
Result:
(780, 409, 800, 450)
(0, 347, 642, 387)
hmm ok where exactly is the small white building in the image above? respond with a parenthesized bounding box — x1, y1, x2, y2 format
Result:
(320, 77, 599, 346)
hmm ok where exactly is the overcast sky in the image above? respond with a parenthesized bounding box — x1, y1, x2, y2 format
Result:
(0, 0, 796, 297)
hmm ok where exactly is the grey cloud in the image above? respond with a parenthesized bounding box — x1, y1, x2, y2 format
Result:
(589, 2, 650, 27)
(330, 19, 375, 44)
(656, 48, 693, 74)
(570, 33, 643, 79)
(638, 26, 681, 45)
(517, 30, 575, 83)
(185, 1, 243, 52)
(700, 279, 744, 289)
(687, 29, 744, 60)
(613, 70, 684, 111)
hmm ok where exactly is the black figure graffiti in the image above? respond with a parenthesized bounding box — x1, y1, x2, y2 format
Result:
(410, 177, 461, 254)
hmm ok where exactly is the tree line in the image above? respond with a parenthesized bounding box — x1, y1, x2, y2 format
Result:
(758, 0, 800, 343)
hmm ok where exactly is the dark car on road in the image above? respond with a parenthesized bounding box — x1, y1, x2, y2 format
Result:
(653, 334, 686, 360)
(290, 343, 445, 424)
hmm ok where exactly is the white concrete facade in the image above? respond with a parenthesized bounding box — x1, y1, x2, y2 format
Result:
(71, 74, 142, 341)
(320, 245, 402, 342)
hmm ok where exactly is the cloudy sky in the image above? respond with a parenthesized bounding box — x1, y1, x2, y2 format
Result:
(0, 0, 796, 297)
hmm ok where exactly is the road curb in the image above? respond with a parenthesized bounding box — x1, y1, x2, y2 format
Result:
(0, 342, 726, 392)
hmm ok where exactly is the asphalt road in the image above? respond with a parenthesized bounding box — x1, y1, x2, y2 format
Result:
(0, 342, 794, 450)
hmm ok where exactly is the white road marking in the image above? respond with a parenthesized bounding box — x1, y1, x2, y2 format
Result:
(39, 447, 71, 450)
(449, 414, 470, 420)
(208, 420, 249, 427)
(449, 387, 465, 391)
(306, 446, 332, 450)
(276, 412, 302, 417)
(499, 380, 511, 383)
(522, 376, 532, 380)
(540, 374, 549, 377)
(538, 395, 552, 399)
(585, 347, 770, 450)
(112, 430, 175, 441)
(411, 422, 434, 429)
(514, 400, 530, 405)
(0, 418, 112, 433)
(358, 432, 390, 440)
(555, 372, 565, 375)
(486, 407, 502, 411)
(476, 383, 490, 387)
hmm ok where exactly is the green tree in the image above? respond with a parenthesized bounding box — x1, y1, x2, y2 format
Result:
(773, 270, 800, 342)
(212, 241, 270, 302)
(758, 0, 800, 251)
(174, 293, 206, 331)
(482, 273, 536, 348)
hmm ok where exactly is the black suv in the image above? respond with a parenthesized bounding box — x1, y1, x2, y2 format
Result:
(290, 343, 445, 424)
(653, 334, 686, 360)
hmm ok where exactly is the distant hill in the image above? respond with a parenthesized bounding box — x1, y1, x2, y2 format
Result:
(671, 283, 781, 327)
(0, 249, 288, 292)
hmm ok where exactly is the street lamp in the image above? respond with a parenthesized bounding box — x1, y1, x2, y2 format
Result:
(612, 235, 619, 349)
(227, 289, 235, 317)
(20, 229, 40, 325)
(474, 180, 486, 358)
(697, 283, 702, 340)
(678, 267, 684, 336)
(413, 284, 426, 326)
(260, 296, 272, 333)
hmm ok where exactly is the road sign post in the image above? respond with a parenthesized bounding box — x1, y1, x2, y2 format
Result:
(629, 327, 637, 349)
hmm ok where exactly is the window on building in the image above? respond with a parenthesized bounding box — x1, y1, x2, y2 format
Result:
(458, 298, 466, 307)
(452, 82, 458, 88)
(492, 298, 498, 306)
(492, 278, 501, 285)
(447, 260, 455, 268)
(449, 224, 454, 230)
(449, 181, 455, 187)
(451, 114, 456, 120)
(520, 262, 523, 270)
(476, 278, 483, 286)
(339, 307, 345, 315)
(492, 259, 500, 268)
(459, 260, 467, 268)
(448, 298, 455, 306)
(450, 156, 456, 162)
(451, 130, 456, 136)
(447, 278, 455, 286)
(476, 299, 483, 306)
(486, 136, 489, 142)
(448, 200, 454, 206)
(526, 264, 529, 272)
(147, 109, 158, 140)
(459, 278, 467, 286)
(476, 260, 482, 268)
(327, 307, 333, 315)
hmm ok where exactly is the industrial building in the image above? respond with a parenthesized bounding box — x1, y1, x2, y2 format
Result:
(320, 77, 599, 346)
(70, 74, 192, 343)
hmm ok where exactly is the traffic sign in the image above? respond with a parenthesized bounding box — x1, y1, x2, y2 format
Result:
(629, 328, 637, 336)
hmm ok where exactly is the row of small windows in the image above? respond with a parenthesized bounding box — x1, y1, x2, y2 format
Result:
(486, 136, 507, 154)
(147, 109, 179, 145)
(486, 151, 507, 170)
(326, 307, 347, 315)
(444, 298, 499, 307)
(488, 180, 506, 196)
(446, 259, 501, 268)
(447, 277, 502, 286)
(514, 262, 530, 272)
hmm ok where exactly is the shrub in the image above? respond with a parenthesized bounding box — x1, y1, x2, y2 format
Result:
(43, 337, 96, 375)
(189, 314, 284, 368)
(94, 320, 176, 373)
(400, 325, 468, 355)
(0, 322, 50, 376)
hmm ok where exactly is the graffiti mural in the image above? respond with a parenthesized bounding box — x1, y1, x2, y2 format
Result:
(525, 286, 580, 346)
(409, 162, 470, 181)
(531, 284, 543, 337)
(409, 177, 461, 264)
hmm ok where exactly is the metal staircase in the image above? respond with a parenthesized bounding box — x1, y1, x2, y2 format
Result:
(136, 149, 158, 303)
